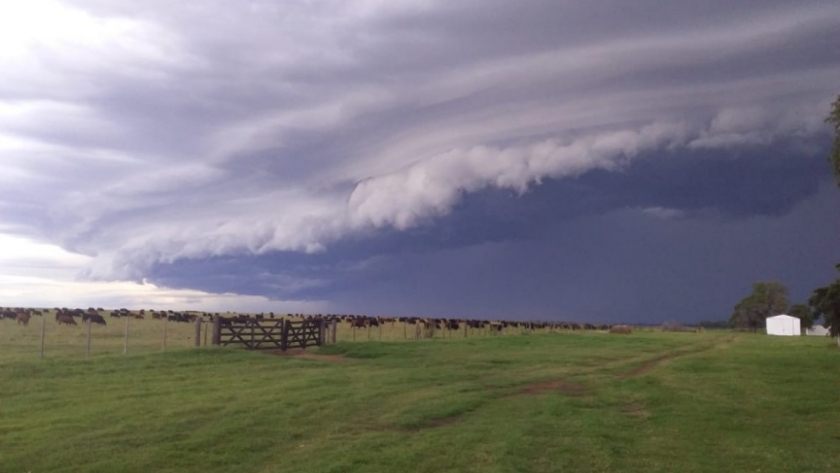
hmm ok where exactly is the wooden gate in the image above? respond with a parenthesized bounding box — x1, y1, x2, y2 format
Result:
(282, 319, 323, 350)
(212, 317, 325, 350)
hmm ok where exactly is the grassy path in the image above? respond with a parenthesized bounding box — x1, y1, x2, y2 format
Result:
(1, 332, 837, 472)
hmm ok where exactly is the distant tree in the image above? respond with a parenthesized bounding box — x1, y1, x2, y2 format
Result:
(828, 95, 840, 186)
(729, 281, 789, 331)
(789, 303, 815, 333)
(808, 264, 840, 346)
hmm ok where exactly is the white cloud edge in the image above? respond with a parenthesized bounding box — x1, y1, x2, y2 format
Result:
(0, 234, 328, 312)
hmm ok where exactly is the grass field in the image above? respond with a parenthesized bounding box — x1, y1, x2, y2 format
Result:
(1, 328, 838, 472)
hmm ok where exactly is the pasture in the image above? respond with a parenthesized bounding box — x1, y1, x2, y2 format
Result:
(1, 329, 838, 472)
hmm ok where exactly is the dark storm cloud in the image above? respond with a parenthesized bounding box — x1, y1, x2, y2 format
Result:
(0, 0, 838, 314)
(148, 142, 834, 314)
(150, 180, 840, 322)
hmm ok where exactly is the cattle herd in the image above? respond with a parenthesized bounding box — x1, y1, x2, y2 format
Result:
(323, 315, 614, 333)
(1, 307, 619, 336)
(214, 312, 616, 333)
(0, 307, 214, 326)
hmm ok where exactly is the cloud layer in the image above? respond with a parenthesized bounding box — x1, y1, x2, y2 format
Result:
(0, 0, 838, 311)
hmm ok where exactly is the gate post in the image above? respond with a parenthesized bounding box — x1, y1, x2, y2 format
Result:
(319, 318, 326, 346)
(281, 319, 289, 351)
(212, 315, 221, 346)
(194, 317, 202, 347)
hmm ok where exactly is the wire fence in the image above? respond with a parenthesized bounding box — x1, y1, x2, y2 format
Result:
(0, 309, 592, 362)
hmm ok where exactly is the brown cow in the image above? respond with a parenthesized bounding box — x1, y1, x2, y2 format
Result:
(609, 324, 632, 334)
(16, 313, 30, 326)
(57, 315, 78, 326)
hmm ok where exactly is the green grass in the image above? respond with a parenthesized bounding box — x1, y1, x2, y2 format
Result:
(1, 330, 837, 472)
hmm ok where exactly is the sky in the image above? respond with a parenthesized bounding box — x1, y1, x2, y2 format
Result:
(0, 0, 838, 322)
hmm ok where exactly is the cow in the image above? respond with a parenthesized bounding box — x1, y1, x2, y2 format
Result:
(16, 313, 30, 326)
(82, 313, 106, 325)
(57, 315, 78, 326)
(609, 325, 632, 334)
(168, 313, 191, 323)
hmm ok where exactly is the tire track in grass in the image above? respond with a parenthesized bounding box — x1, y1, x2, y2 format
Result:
(618, 336, 737, 378)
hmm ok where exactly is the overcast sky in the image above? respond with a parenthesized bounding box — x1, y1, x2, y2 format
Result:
(1, 0, 838, 321)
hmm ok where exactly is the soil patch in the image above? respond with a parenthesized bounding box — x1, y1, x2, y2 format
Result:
(409, 415, 465, 431)
(520, 380, 587, 396)
(622, 402, 651, 419)
(368, 414, 465, 433)
(263, 348, 349, 362)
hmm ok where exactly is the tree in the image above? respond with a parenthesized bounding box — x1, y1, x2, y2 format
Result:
(811, 97, 840, 347)
(808, 95, 840, 346)
(729, 281, 789, 331)
(789, 303, 815, 333)
(828, 95, 840, 186)
(808, 264, 840, 346)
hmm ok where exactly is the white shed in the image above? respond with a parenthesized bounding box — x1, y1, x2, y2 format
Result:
(766, 314, 801, 336)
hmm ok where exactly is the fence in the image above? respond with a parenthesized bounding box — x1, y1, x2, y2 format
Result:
(1, 309, 570, 362)
(0, 310, 214, 362)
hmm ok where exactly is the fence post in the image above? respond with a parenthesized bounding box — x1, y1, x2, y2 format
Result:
(203, 322, 208, 346)
(86, 320, 91, 359)
(281, 319, 289, 351)
(162, 315, 168, 352)
(464, 323, 467, 338)
(212, 315, 221, 346)
(319, 318, 326, 346)
(123, 316, 129, 355)
(331, 321, 337, 344)
(194, 318, 202, 347)
(40, 315, 46, 360)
